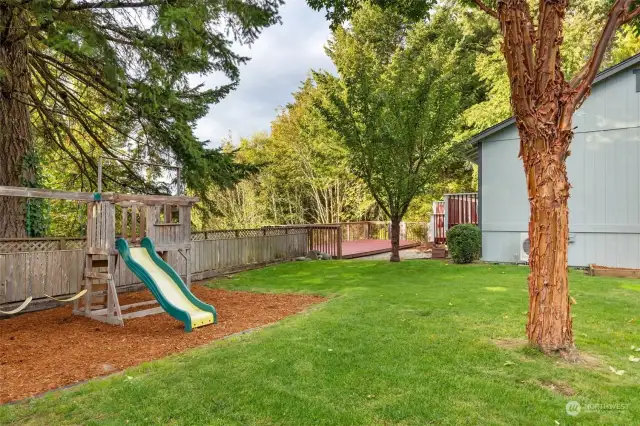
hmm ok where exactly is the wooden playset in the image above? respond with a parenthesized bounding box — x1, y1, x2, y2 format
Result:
(0, 184, 216, 330)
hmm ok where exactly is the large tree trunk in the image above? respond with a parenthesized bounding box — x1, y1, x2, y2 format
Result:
(521, 125, 574, 355)
(390, 217, 400, 262)
(0, 7, 31, 238)
(496, 0, 576, 356)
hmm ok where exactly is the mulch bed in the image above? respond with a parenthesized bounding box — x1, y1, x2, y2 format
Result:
(0, 285, 325, 404)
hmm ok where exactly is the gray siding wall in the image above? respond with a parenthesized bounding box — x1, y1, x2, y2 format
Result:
(481, 66, 640, 267)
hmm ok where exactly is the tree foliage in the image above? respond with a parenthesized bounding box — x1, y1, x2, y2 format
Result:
(314, 4, 471, 260)
(194, 80, 377, 230)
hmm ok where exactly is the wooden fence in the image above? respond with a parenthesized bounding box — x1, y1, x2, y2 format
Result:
(0, 227, 308, 306)
(0, 221, 429, 308)
(341, 221, 428, 242)
(0, 237, 86, 253)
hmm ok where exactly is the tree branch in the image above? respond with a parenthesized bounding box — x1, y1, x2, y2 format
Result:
(570, 0, 640, 106)
(534, 0, 567, 101)
(31, 59, 149, 189)
(29, 49, 122, 103)
(469, 0, 499, 19)
(54, 1, 162, 12)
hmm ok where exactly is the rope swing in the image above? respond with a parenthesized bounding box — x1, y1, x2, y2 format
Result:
(0, 297, 33, 315)
(43, 289, 87, 303)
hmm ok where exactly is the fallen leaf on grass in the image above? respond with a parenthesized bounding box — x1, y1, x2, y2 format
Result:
(503, 361, 515, 366)
(609, 366, 625, 375)
(628, 356, 639, 362)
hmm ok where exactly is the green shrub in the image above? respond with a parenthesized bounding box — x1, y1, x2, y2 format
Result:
(447, 224, 481, 264)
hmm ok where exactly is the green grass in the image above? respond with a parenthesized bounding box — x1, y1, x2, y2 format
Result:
(1, 261, 639, 425)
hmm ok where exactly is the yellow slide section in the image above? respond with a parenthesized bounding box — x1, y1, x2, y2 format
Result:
(128, 247, 215, 329)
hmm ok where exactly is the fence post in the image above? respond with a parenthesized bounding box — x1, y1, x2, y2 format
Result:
(444, 195, 449, 235)
(59, 239, 66, 250)
(308, 226, 314, 253)
(337, 224, 343, 259)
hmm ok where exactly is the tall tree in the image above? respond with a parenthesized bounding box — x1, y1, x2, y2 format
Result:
(315, 5, 468, 261)
(269, 78, 372, 224)
(0, 0, 282, 237)
(465, 0, 640, 357)
(308, 0, 640, 355)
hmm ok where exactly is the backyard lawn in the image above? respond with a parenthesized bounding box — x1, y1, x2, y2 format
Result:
(1, 260, 638, 425)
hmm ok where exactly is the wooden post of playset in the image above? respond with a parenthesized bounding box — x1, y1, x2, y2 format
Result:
(74, 195, 123, 325)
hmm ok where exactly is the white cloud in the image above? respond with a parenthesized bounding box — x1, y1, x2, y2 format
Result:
(192, 0, 335, 147)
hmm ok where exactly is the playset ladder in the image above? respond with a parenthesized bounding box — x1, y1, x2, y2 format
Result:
(74, 253, 123, 325)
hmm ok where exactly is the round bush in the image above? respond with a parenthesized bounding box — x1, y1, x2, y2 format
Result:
(446, 224, 481, 264)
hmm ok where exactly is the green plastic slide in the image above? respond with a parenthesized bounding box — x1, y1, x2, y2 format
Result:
(116, 237, 217, 332)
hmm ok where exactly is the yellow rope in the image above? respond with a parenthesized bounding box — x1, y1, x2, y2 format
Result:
(43, 289, 88, 303)
(0, 297, 32, 315)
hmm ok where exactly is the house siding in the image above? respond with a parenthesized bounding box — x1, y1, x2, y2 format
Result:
(480, 66, 640, 267)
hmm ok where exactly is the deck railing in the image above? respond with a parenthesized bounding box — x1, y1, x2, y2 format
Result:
(308, 225, 342, 258)
(446, 193, 478, 229)
(340, 221, 428, 243)
(431, 193, 478, 244)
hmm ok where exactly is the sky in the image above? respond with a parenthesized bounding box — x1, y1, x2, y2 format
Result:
(192, 0, 336, 147)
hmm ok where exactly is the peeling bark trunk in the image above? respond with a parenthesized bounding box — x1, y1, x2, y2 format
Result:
(496, 0, 576, 356)
(521, 125, 574, 354)
(0, 7, 31, 238)
(390, 218, 400, 262)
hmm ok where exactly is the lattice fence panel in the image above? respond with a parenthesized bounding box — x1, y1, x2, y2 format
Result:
(193, 227, 308, 241)
(283, 227, 307, 235)
(191, 232, 206, 241)
(0, 239, 85, 253)
(65, 239, 87, 250)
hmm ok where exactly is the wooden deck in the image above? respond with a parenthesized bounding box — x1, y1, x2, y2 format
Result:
(341, 239, 421, 259)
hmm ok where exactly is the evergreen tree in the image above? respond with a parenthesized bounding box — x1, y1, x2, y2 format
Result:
(0, 0, 283, 237)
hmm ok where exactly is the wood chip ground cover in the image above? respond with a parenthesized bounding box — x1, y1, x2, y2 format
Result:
(0, 285, 324, 404)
